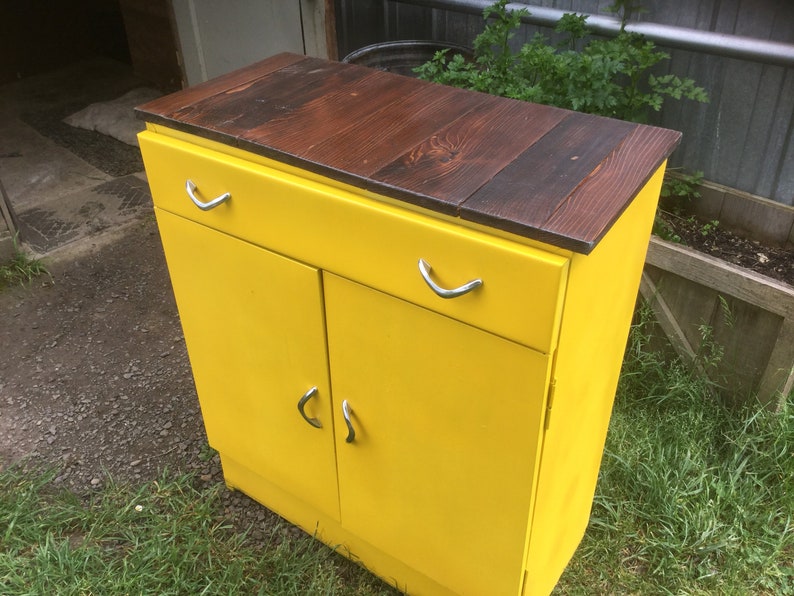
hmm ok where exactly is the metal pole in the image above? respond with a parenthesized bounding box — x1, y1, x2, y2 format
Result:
(397, 0, 794, 68)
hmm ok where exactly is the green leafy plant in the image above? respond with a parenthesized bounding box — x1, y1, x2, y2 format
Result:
(661, 169, 704, 206)
(655, 169, 706, 243)
(604, 0, 648, 27)
(652, 216, 682, 244)
(0, 236, 50, 289)
(415, 0, 708, 123)
(699, 218, 720, 237)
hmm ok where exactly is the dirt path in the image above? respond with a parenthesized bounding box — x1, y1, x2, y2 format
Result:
(0, 217, 285, 540)
(0, 218, 213, 487)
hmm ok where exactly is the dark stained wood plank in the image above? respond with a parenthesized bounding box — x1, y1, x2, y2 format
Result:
(240, 68, 423, 159)
(135, 52, 306, 125)
(168, 57, 372, 139)
(539, 125, 682, 252)
(370, 97, 569, 212)
(294, 81, 488, 177)
(459, 113, 636, 238)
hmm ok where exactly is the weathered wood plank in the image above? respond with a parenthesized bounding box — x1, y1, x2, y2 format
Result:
(758, 318, 794, 409)
(542, 126, 681, 252)
(460, 112, 634, 245)
(136, 53, 307, 128)
(296, 81, 488, 177)
(372, 96, 561, 213)
(242, 69, 430, 165)
(639, 272, 700, 363)
(713, 295, 781, 398)
(646, 263, 722, 357)
(646, 236, 794, 318)
(645, 237, 794, 408)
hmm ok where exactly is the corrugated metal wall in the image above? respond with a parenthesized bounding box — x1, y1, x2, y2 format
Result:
(335, 0, 794, 206)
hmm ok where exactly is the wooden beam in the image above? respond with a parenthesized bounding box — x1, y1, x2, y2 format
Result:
(0, 178, 19, 236)
(646, 236, 794, 319)
(757, 318, 794, 411)
(639, 272, 702, 369)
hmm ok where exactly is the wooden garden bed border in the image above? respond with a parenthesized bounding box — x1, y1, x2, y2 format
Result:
(641, 235, 794, 410)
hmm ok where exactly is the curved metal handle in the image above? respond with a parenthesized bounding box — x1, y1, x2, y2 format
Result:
(185, 179, 231, 211)
(418, 258, 483, 299)
(297, 386, 322, 428)
(342, 400, 355, 443)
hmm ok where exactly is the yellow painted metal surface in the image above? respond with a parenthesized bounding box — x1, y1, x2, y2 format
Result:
(142, 124, 667, 595)
(139, 130, 570, 354)
(154, 209, 340, 521)
(522, 164, 667, 595)
(219, 454, 459, 596)
(323, 273, 552, 596)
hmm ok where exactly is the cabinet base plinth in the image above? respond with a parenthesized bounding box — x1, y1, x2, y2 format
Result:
(219, 454, 459, 596)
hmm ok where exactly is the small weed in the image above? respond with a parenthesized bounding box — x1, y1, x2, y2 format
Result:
(198, 442, 218, 462)
(652, 216, 682, 244)
(661, 169, 704, 205)
(699, 218, 720, 237)
(0, 237, 50, 289)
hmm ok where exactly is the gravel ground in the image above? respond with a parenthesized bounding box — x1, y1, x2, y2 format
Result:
(0, 216, 285, 543)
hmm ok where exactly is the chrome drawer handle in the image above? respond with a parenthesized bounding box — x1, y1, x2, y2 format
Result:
(342, 400, 355, 443)
(297, 386, 322, 428)
(185, 179, 230, 211)
(418, 258, 483, 299)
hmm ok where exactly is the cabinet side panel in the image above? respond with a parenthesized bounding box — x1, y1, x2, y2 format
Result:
(523, 164, 667, 595)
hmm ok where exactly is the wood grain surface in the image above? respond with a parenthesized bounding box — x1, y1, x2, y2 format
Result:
(137, 53, 681, 253)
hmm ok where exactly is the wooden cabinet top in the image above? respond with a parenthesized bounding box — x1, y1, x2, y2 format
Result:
(136, 52, 681, 254)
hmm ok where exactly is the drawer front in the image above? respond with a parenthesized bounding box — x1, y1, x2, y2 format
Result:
(140, 131, 569, 352)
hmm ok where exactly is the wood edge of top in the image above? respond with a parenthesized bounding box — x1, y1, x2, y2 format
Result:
(133, 52, 308, 122)
(459, 125, 682, 254)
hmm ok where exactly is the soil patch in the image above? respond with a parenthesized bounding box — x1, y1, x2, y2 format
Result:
(656, 211, 793, 287)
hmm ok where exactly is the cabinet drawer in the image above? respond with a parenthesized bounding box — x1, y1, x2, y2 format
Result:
(140, 131, 570, 352)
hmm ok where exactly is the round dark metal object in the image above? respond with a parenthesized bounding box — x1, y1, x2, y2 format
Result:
(342, 40, 474, 78)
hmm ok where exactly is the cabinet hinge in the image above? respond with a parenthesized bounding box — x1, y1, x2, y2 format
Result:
(544, 379, 557, 430)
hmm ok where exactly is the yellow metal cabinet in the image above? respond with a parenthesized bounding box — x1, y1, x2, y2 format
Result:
(144, 132, 563, 595)
(136, 53, 680, 596)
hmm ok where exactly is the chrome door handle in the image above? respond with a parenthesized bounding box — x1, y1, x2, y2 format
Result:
(418, 258, 483, 299)
(297, 386, 322, 428)
(185, 179, 230, 211)
(342, 400, 355, 443)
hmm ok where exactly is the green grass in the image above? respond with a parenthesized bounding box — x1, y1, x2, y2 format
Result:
(1, 305, 791, 595)
(557, 305, 794, 595)
(0, 468, 394, 595)
(0, 240, 49, 289)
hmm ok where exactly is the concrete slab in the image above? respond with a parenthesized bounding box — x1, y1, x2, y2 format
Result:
(0, 119, 111, 211)
(0, 57, 152, 256)
(15, 175, 152, 254)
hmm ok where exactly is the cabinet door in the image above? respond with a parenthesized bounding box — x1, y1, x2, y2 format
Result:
(324, 273, 552, 596)
(155, 209, 339, 520)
